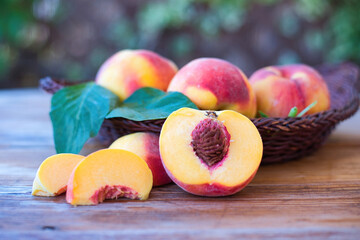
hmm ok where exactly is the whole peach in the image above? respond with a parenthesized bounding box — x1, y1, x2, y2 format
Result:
(167, 58, 257, 118)
(249, 64, 330, 117)
(96, 49, 178, 100)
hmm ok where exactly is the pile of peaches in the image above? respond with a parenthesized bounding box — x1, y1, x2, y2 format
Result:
(32, 50, 330, 205)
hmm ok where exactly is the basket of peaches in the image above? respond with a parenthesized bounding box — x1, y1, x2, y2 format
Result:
(34, 49, 359, 205)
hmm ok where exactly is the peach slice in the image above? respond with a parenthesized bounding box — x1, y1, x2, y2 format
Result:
(66, 149, 153, 205)
(109, 132, 172, 186)
(32, 153, 84, 197)
(159, 107, 263, 197)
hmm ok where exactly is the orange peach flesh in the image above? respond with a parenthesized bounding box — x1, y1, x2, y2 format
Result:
(250, 65, 330, 117)
(96, 49, 178, 100)
(167, 58, 256, 118)
(159, 108, 263, 196)
(109, 132, 172, 186)
(32, 154, 84, 197)
(66, 149, 153, 205)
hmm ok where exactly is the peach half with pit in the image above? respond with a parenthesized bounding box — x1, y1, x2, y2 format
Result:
(249, 64, 330, 117)
(32, 153, 84, 197)
(167, 58, 257, 118)
(159, 107, 263, 197)
(109, 132, 172, 187)
(66, 149, 152, 205)
(96, 49, 178, 100)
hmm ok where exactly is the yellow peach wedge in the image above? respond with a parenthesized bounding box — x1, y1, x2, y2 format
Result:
(160, 107, 263, 197)
(32, 153, 84, 197)
(66, 149, 153, 206)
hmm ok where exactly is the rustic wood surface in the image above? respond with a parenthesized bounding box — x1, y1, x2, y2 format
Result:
(0, 89, 359, 239)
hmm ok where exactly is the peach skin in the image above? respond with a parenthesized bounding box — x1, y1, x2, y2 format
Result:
(96, 49, 178, 100)
(167, 58, 257, 118)
(249, 64, 330, 117)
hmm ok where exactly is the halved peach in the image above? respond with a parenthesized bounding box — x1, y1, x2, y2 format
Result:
(159, 107, 263, 196)
(66, 149, 153, 205)
(109, 132, 172, 186)
(32, 153, 84, 196)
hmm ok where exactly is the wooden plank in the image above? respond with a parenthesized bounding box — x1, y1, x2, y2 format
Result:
(1, 229, 359, 240)
(1, 183, 359, 238)
(1, 184, 359, 231)
(0, 89, 359, 239)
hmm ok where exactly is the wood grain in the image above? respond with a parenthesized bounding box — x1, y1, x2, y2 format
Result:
(0, 89, 359, 239)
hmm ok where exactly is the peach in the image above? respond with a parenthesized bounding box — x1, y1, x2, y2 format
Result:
(159, 107, 263, 197)
(167, 58, 256, 118)
(109, 132, 171, 186)
(96, 49, 178, 100)
(249, 64, 330, 117)
(32, 153, 84, 196)
(66, 149, 152, 205)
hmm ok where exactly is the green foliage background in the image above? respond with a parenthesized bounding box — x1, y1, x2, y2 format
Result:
(1, 0, 359, 88)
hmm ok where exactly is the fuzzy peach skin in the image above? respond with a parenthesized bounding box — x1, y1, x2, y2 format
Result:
(159, 107, 263, 197)
(32, 153, 84, 196)
(96, 49, 178, 100)
(165, 169, 258, 197)
(167, 58, 256, 118)
(66, 149, 153, 206)
(109, 132, 172, 186)
(249, 64, 330, 117)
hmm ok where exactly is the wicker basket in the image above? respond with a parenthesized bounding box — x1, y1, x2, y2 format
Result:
(40, 63, 359, 163)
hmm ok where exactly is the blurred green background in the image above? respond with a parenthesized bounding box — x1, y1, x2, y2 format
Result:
(1, 0, 359, 88)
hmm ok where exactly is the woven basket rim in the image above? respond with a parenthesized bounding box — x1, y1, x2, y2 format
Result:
(103, 88, 358, 124)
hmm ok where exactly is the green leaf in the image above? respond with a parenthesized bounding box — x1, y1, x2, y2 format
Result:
(288, 107, 298, 117)
(106, 87, 198, 121)
(258, 110, 269, 118)
(50, 82, 120, 154)
(297, 101, 318, 117)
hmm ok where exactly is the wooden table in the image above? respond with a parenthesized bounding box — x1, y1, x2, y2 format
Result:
(1, 89, 359, 239)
